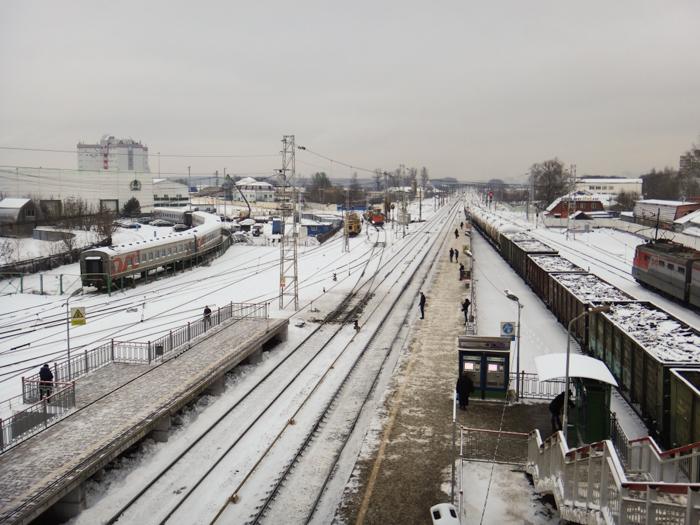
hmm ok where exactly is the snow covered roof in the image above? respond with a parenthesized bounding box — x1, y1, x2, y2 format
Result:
(636, 199, 696, 207)
(236, 177, 272, 188)
(529, 255, 584, 273)
(580, 178, 643, 184)
(604, 303, 700, 363)
(674, 209, 700, 225)
(0, 198, 31, 209)
(546, 191, 603, 212)
(552, 273, 633, 302)
(535, 354, 618, 386)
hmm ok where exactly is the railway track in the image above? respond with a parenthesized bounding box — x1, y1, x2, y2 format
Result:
(94, 202, 457, 524)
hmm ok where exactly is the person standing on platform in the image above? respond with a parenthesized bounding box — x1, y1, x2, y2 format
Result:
(203, 305, 212, 327)
(459, 263, 465, 280)
(460, 221, 464, 229)
(461, 298, 471, 323)
(39, 364, 53, 399)
(454, 228, 459, 239)
(418, 292, 426, 319)
(449, 248, 454, 262)
(454, 250, 459, 263)
(549, 390, 574, 433)
(456, 372, 474, 410)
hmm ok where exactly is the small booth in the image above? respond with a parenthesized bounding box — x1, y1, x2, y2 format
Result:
(457, 336, 511, 400)
(535, 353, 618, 446)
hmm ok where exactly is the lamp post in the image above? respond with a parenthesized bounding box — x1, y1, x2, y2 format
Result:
(465, 250, 475, 321)
(563, 304, 611, 440)
(505, 290, 524, 400)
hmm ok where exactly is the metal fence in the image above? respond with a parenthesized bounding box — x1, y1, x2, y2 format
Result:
(510, 371, 566, 400)
(21, 301, 269, 394)
(1, 382, 76, 453)
(460, 426, 530, 465)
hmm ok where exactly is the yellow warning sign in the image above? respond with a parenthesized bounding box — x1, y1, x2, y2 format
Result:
(71, 307, 86, 326)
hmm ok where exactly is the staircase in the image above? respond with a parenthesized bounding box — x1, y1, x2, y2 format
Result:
(527, 431, 700, 524)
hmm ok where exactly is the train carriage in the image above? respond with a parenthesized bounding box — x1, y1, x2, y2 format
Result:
(669, 369, 700, 448)
(589, 302, 700, 446)
(526, 255, 585, 307)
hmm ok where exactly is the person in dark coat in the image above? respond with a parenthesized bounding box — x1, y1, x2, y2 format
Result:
(418, 292, 426, 319)
(459, 263, 465, 280)
(460, 221, 464, 229)
(461, 298, 471, 323)
(454, 228, 459, 239)
(454, 250, 459, 263)
(39, 364, 53, 399)
(456, 372, 474, 410)
(449, 248, 454, 262)
(549, 390, 574, 432)
(203, 306, 212, 327)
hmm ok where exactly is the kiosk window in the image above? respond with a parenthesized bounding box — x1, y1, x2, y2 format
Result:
(485, 357, 506, 388)
(462, 357, 481, 388)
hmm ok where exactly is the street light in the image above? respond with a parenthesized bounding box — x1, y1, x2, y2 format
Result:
(504, 290, 524, 400)
(562, 304, 611, 440)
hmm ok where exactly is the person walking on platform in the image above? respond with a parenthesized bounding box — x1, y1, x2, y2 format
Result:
(459, 263, 465, 280)
(454, 250, 459, 263)
(461, 298, 471, 323)
(549, 390, 574, 433)
(418, 292, 426, 319)
(39, 363, 53, 400)
(449, 248, 454, 262)
(454, 228, 459, 239)
(203, 305, 212, 327)
(460, 221, 464, 229)
(456, 372, 474, 410)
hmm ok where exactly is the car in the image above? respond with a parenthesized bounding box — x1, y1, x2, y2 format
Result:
(114, 220, 142, 229)
(173, 223, 190, 232)
(149, 219, 173, 227)
(136, 216, 153, 224)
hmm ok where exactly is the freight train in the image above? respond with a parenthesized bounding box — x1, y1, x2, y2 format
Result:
(632, 240, 700, 308)
(80, 209, 225, 290)
(470, 206, 700, 449)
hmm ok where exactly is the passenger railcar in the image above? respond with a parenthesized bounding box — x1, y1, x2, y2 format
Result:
(80, 211, 224, 290)
(632, 240, 700, 308)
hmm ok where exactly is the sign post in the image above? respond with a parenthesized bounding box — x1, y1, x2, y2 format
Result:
(500, 321, 515, 341)
(66, 304, 86, 380)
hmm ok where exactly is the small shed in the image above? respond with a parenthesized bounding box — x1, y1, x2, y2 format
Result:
(0, 198, 36, 237)
(634, 199, 700, 230)
(457, 335, 511, 399)
(545, 191, 605, 219)
(536, 353, 618, 446)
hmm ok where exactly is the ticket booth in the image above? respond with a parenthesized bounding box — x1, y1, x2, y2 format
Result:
(535, 353, 618, 447)
(457, 336, 511, 400)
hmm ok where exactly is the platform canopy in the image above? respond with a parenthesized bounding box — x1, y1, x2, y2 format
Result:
(535, 353, 618, 387)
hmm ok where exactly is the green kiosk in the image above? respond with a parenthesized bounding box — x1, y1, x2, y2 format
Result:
(535, 353, 618, 446)
(457, 335, 512, 400)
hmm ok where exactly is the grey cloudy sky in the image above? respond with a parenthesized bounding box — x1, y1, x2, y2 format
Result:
(1, 0, 699, 182)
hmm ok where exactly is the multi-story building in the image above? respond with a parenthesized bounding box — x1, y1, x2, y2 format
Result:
(77, 135, 150, 172)
(679, 148, 700, 176)
(235, 177, 275, 203)
(575, 177, 642, 197)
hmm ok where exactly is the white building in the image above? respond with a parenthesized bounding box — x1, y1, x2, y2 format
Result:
(77, 135, 150, 173)
(575, 178, 642, 197)
(153, 179, 189, 207)
(235, 177, 275, 203)
(0, 167, 154, 213)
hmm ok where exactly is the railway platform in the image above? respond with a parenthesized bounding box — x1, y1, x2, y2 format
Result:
(0, 314, 288, 524)
(339, 217, 554, 524)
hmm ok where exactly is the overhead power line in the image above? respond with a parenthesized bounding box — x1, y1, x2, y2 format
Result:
(0, 146, 279, 159)
(296, 145, 379, 175)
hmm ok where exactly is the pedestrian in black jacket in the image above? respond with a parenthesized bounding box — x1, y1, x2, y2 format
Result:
(449, 248, 454, 262)
(461, 298, 471, 323)
(549, 390, 574, 432)
(454, 250, 459, 263)
(459, 263, 465, 280)
(456, 373, 474, 410)
(203, 306, 212, 327)
(454, 228, 459, 239)
(418, 292, 426, 319)
(39, 364, 53, 399)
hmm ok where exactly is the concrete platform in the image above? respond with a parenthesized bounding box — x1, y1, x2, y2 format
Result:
(0, 316, 288, 524)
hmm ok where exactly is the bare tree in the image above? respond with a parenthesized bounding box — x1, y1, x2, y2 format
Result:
(528, 158, 568, 206)
(408, 167, 418, 194)
(61, 232, 77, 254)
(420, 167, 429, 189)
(94, 209, 117, 245)
(0, 238, 15, 264)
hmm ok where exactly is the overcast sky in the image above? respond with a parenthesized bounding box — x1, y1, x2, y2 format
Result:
(1, 1, 699, 182)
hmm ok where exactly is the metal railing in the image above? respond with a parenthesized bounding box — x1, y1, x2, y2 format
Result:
(460, 426, 529, 465)
(510, 371, 566, 400)
(527, 430, 700, 524)
(1, 382, 76, 453)
(21, 301, 269, 394)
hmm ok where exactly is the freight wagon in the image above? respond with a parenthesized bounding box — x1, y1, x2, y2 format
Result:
(525, 255, 585, 305)
(669, 369, 700, 448)
(589, 302, 700, 446)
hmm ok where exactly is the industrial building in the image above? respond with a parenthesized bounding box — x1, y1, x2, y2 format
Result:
(153, 179, 189, 207)
(77, 135, 150, 173)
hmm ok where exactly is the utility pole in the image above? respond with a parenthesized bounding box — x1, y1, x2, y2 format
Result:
(279, 135, 299, 310)
(401, 189, 408, 237)
(188, 166, 192, 209)
(343, 188, 350, 252)
(418, 186, 422, 222)
(383, 171, 389, 223)
(223, 168, 227, 220)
